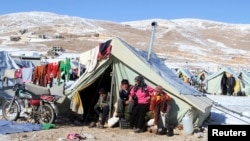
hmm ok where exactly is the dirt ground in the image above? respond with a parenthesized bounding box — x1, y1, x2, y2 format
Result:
(0, 116, 208, 141)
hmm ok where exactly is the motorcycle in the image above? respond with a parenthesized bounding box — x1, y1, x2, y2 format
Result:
(2, 83, 61, 124)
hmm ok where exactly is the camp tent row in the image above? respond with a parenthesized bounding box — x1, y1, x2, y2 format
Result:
(206, 67, 250, 96)
(176, 68, 195, 80)
(62, 38, 212, 128)
(176, 68, 199, 84)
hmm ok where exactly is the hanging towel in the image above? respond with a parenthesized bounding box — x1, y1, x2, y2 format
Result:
(79, 47, 99, 73)
(57, 58, 71, 85)
(4, 69, 15, 78)
(21, 67, 34, 83)
(70, 91, 84, 114)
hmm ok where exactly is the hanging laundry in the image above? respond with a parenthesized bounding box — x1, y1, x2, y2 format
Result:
(33, 65, 47, 87)
(3, 69, 16, 86)
(70, 91, 84, 114)
(47, 62, 59, 79)
(21, 67, 34, 83)
(57, 58, 71, 85)
(79, 47, 99, 73)
(47, 62, 59, 87)
(4, 69, 16, 79)
(14, 69, 22, 84)
(97, 39, 112, 60)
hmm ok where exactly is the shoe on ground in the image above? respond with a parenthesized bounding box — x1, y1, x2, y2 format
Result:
(99, 124, 104, 129)
(134, 128, 143, 133)
(132, 127, 137, 131)
(88, 122, 96, 128)
(157, 128, 166, 135)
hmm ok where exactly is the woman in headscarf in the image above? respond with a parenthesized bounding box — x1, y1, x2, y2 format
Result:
(128, 75, 154, 133)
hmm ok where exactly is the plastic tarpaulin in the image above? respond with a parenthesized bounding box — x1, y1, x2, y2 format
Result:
(0, 120, 42, 135)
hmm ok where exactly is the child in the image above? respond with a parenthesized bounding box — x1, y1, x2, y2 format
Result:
(116, 79, 134, 119)
(150, 85, 171, 134)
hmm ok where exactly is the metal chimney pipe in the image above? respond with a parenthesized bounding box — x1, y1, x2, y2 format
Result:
(147, 21, 158, 61)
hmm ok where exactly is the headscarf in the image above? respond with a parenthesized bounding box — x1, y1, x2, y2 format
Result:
(134, 75, 147, 93)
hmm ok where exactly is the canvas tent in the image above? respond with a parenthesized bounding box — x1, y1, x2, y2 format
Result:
(198, 70, 213, 81)
(238, 70, 250, 84)
(0, 51, 19, 70)
(62, 38, 212, 128)
(176, 68, 198, 85)
(238, 70, 250, 95)
(206, 67, 250, 95)
(0, 51, 20, 87)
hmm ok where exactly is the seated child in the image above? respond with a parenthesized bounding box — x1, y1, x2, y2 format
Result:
(150, 85, 171, 134)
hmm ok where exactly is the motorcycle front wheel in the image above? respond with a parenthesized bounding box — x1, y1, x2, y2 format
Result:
(38, 103, 56, 124)
(2, 100, 19, 121)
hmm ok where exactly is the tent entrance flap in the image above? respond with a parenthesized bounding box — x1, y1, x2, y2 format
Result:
(79, 65, 113, 122)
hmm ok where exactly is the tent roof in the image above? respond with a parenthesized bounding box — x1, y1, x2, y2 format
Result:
(110, 38, 212, 112)
(206, 67, 239, 81)
(176, 68, 195, 79)
(238, 70, 250, 85)
(0, 51, 20, 70)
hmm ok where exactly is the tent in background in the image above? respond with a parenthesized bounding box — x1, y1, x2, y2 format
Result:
(14, 60, 35, 68)
(0, 51, 20, 87)
(238, 70, 250, 95)
(176, 68, 198, 85)
(197, 70, 209, 82)
(0, 51, 19, 70)
(61, 38, 212, 128)
(206, 67, 250, 95)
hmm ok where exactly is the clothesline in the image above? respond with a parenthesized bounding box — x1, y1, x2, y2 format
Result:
(0, 58, 79, 88)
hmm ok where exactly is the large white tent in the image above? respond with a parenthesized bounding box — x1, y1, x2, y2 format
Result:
(61, 38, 212, 127)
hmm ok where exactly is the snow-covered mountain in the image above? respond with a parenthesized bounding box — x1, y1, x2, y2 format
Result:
(0, 12, 250, 71)
(0, 12, 104, 34)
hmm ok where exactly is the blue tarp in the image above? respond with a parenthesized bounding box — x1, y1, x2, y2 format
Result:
(0, 120, 42, 135)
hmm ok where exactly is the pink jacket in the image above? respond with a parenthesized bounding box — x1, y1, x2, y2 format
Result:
(130, 85, 154, 104)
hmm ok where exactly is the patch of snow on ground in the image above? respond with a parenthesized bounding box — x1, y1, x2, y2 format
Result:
(205, 94, 250, 125)
(207, 39, 247, 55)
(29, 38, 59, 42)
(175, 43, 208, 56)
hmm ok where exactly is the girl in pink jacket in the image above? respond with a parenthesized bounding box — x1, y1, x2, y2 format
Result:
(129, 75, 154, 133)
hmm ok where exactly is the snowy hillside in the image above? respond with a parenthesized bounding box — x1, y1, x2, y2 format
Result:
(0, 12, 250, 70)
(0, 12, 104, 34)
(123, 19, 250, 70)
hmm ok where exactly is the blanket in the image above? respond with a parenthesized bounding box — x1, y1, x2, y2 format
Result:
(0, 120, 42, 135)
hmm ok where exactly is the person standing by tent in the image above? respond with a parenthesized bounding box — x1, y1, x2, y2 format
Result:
(221, 72, 228, 95)
(116, 79, 135, 119)
(226, 74, 236, 96)
(94, 88, 110, 128)
(129, 75, 154, 133)
(149, 85, 171, 135)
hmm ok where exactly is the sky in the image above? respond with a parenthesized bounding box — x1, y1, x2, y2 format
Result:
(0, 0, 249, 24)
